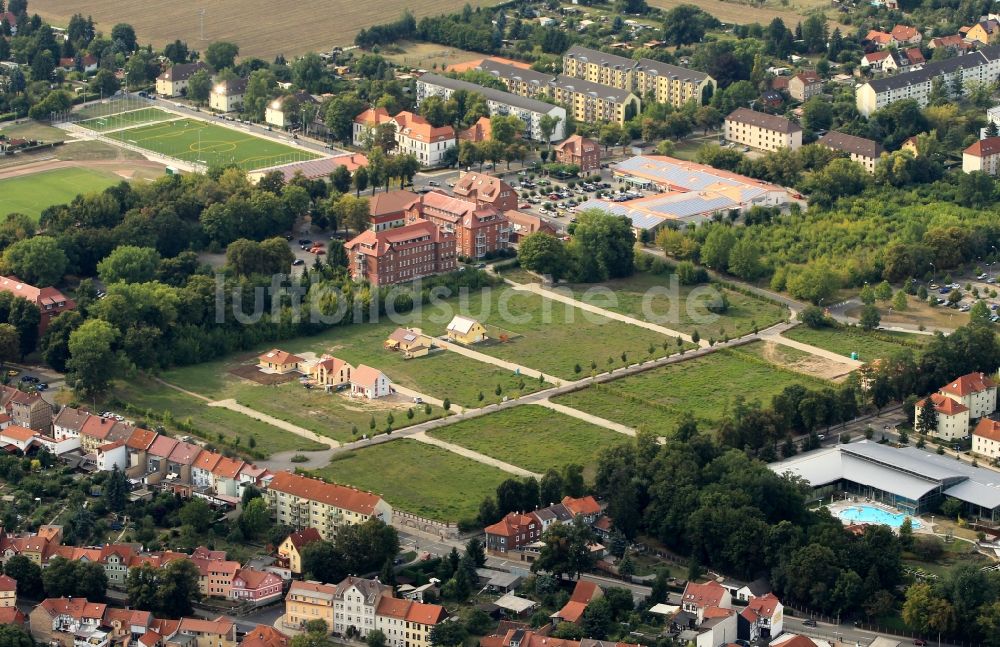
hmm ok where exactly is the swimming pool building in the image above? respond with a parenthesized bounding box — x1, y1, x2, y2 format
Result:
(770, 440, 1000, 521)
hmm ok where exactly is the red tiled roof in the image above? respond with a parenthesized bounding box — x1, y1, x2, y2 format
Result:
(562, 495, 600, 516)
(177, 617, 235, 636)
(746, 593, 780, 618)
(351, 364, 386, 389)
(681, 581, 726, 608)
(193, 449, 223, 473)
(241, 626, 289, 647)
(703, 606, 734, 619)
(975, 418, 1000, 443)
(890, 25, 918, 41)
(268, 471, 384, 514)
(148, 435, 178, 458)
(555, 600, 588, 623)
(485, 512, 537, 537)
(286, 528, 322, 549)
(554, 134, 598, 155)
(212, 455, 244, 479)
(346, 220, 447, 258)
(233, 567, 281, 590)
(916, 393, 969, 416)
(98, 440, 125, 452)
(39, 597, 107, 620)
(569, 580, 600, 603)
(1, 425, 36, 442)
(375, 596, 446, 625)
(0, 607, 25, 626)
(259, 348, 302, 365)
(0, 573, 17, 591)
(126, 427, 158, 450)
(865, 30, 892, 44)
(939, 372, 996, 396)
(965, 137, 1000, 158)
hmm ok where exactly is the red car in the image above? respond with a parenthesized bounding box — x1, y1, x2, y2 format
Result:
(310, 247, 325, 255)
(519, 203, 531, 209)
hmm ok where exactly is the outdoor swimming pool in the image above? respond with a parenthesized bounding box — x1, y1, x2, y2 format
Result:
(836, 505, 922, 529)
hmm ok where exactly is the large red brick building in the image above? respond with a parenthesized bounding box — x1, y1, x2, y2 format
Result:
(368, 190, 420, 232)
(451, 172, 519, 213)
(553, 135, 600, 173)
(0, 276, 75, 333)
(408, 192, 510, 259)
(345, 221, 456, 286)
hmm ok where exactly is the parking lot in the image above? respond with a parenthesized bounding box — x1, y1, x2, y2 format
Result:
(928, 272, 1000, 321)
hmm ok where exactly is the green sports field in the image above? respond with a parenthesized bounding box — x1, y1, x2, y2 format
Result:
(105, 118, 319, 170)
(0, 167, 121, 220)
(78, 107, 174, 132)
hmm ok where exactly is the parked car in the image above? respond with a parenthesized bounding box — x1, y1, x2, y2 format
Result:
(802, 619, 817, 627)
(292, 259, 305, 266)
(428, 180, 440, 186)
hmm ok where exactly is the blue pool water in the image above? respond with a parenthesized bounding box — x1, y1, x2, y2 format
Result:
(836, 505, 922, 529)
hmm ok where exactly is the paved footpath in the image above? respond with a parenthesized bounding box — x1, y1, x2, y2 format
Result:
(511, 281, 708, 347)
(410, 431, 540, 478)
(760, 329, 865, 368)
(207, 398, 339, 448)
(435, 338, 564, 385)
(391, 383, 465, 414)
(537, 399, 636, 437)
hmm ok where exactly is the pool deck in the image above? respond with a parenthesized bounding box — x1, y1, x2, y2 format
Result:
(824, 498, 930, 533)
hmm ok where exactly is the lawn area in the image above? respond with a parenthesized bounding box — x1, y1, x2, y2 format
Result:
(161, 315, 549, 410)
(566, 272, 787, 341)
(79, 107, 174, 132)
(428, 405, 627, 476)
(552, 343, 829, 434)
(106, 118, 318, 170)
(782, 325, 930, 363)
(109, 375, 328, 457)
(903, 536, 990, 579)
(227, 380, 445, 443)
(312, 439, 509, 522)
(0, 167, 122, 220)
(416, 286, 684, 379)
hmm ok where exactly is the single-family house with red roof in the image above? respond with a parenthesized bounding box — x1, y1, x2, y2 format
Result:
(973, 418, 1000, 460)
(230, 567, 283, 605)
(551, 580, 602, 625)
(278, 528, 323, 574)
(258, 349, 302, 374)
(738, 593, 783, 641)
(680, 581, 732, 624)
(350, 364, 392, 399)
(485, 512, 541, 554)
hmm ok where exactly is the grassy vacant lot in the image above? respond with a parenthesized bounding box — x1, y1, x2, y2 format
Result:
(782, 326, 930, 363)
(428, 405, 627, 475)
(740, 339, 856, 381)
(0, 167, 122, 220)
(418, 287, 683, 379)
(553, 343, 828, 433)
(313, 439, 509, 522)
(379, 41, 485, 70)
(107, 118, 317, 170)
(110, 375, 328, 456)
(162, 317, 548, 410)
(647, 0, 838, 27)
(29, 0, 493, 59)
(567, 272, 787, 340)
(230, 381, 444, 442)
(79, 107, 174, 132)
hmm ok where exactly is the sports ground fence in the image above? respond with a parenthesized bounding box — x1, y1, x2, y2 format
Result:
(51, 95, 319, 174)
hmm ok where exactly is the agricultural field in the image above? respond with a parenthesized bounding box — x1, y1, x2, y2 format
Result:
(29, 0, 493, 59)
(313, 439, 510, 522)
(647, 0, 841, 28)
(161, 316, 549, 410)
(552, 343, 828, 433)
(79, 107, 174, 132)
(417, 287, 686, 379)
(109, 375, 328, 457)
(566, 272, 788, 341)
(428, 405, 627, 476)
(105, 118, 318, 170)
(0, 167, 123, 220)
(782, 326, 930, 363)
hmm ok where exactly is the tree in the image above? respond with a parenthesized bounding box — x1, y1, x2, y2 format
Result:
(158, 558, 202, 617)
(164, 40, 189, 63)
(0, 626, 33, 647)
(700, 226, 737, 271)
(186, 70, 212, 105)
(539, 114, 561, 146)
(971, 300, 993, 327)
(802, 96, 832, 132)
(0, 324, 19, 368)
(353, 166, 370, 197)
(104, 465, 128, 512)
(539, 468, 565, 506)
(205, 41, 239, 70)
(429, 621, 467, 647)
(335, 519, 399, 575)
(292, 52, 326, 93)
(531, 516, 596, 579)
(465, 537, 486, 567)
(111, 23, 137, 52)
(916, 396, 938, 437)
(4, 554, 43, 598)
(2, 236, 67, 286)
(302, 540, 347, 584)
(89, 69, 120, 96)
(43, 557, 107, 601)
(67, 320, 120, 396)
(903, 582, 955, 634)
(570, 209, 635, 282)
(875, 280, 893, 301)
(892, 290, 908, 312)
(330, 165, 352, 194)
(365, 631, 387, 647)
(899, 517, 915, 550)
(239, 497, 270, 539)
(860, 304, 881, 331)
(97, 245, 161, 284)
(662, 4, 707, 45)
(580, 597, 613, 639)
(178, 498, 214, 533)
(518, 233, 571, 281)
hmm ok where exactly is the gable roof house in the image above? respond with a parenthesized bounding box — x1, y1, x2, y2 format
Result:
(864, 30, 893, 48)
(384, 328, 433, 358)
(230, 567, 284, 606)
(724, 108, 802, 152)
(30, 597, 109, 647)
(241, 626, 289, 647)
(0, 276, 75, 334)
(554, 134, 601, 173)
(503, 210, 557, 243)
(192, 449, 223, 489)
(485, 513, 541, 554)
(310, 356, 353, 389)
(446, 316, 488, 345)
(890, 25, 921, 45)
(938, 372, 997, 419)
(411, 190, 510, 258)
(787, 71, 822, 101)
(0, 385, 54, 432)
(375, 597, 447, 647)
(278, 528, 323, 574)
(332, 576, 392, 638)
(258, 349, 303, 374)
(452, 173, 519, 213)
(209, 77, 248, 113)
(266, 471, 392, 540)
(156, 61, 212, 98)
(861, 50, 899, 73)
(551, 581, 603, 625)
(818, 131, 885, 173)
(680, 581, 732, 625)
(738, 593, 784, 641)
